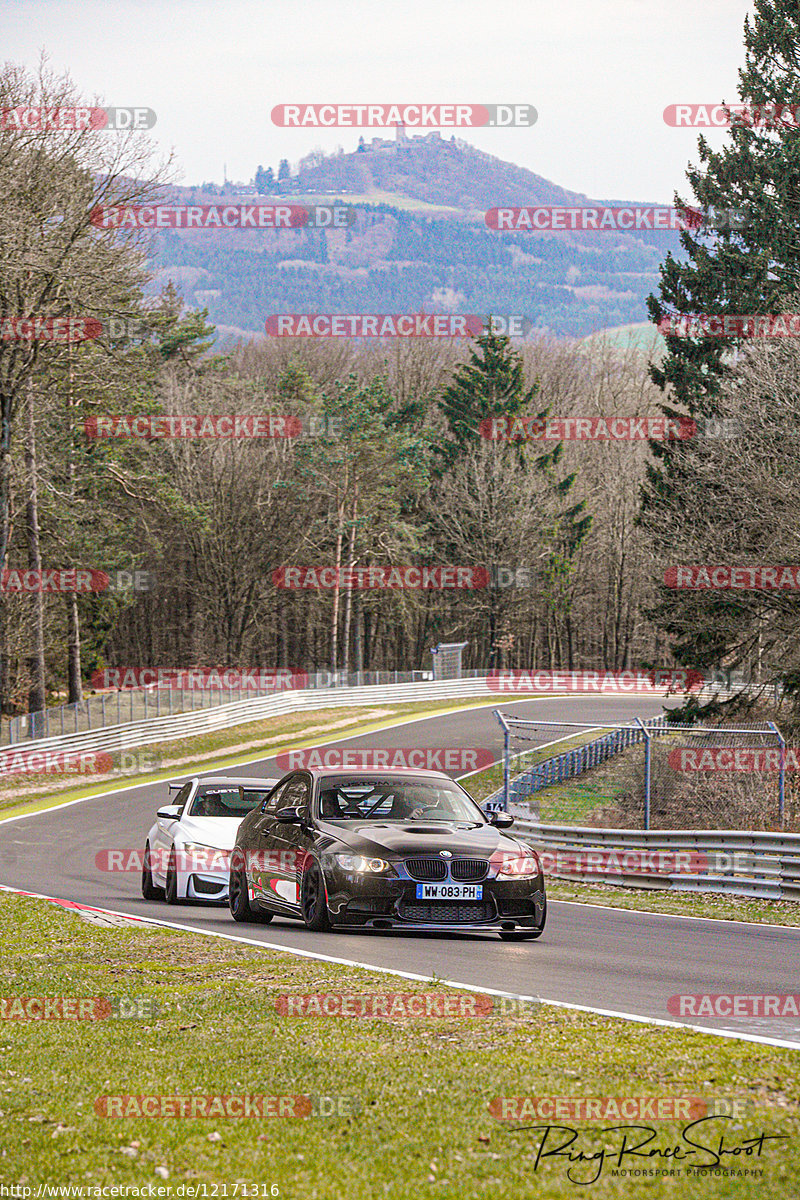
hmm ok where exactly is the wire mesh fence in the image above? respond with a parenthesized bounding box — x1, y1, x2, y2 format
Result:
(490, 712, 794, 831)
(0, 669, 482, 745)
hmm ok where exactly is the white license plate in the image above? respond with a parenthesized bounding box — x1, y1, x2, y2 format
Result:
(415, 883, 482, 900)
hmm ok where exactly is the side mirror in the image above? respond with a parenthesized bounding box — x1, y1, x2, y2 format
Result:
(490, 811, 514, 828)
(275, 806, 303, 824)
(157, 804, 181, 821)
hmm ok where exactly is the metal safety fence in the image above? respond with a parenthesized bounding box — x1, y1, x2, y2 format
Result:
(487, 713, 793, 831)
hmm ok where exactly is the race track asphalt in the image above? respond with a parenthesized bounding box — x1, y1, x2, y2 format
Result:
(1, 694, 798, 1047)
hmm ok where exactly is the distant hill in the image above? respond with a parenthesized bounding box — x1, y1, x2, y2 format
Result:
(147, 135, 682, 342)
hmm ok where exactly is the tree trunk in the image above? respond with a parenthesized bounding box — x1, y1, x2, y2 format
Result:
(330, 474, 347, 675)
(341, 488, 358, 675)
(65, 351, 82, 703)
(354, 594, 363, 674)
(66, 590, 82, 703)
(0, 395, 12, 714)
(25, 388, 46, 722)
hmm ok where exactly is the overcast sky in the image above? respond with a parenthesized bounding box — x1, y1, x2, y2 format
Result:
(3, 0, 755, 202)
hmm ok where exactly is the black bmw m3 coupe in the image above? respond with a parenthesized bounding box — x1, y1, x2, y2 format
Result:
(228, 767, 546, 940)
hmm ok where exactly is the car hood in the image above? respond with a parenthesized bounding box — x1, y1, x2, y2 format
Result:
(321, 821, 518, 858)
(177, 816, 242, 850)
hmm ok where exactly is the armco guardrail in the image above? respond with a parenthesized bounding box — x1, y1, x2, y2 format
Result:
(512, 818, 800, 901)
(2, 669, 455, 744)
(0, 677, 715, 772)
(0, 677, 502, 763)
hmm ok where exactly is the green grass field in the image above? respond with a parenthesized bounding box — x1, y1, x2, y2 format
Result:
(1, 892, 797, 1198)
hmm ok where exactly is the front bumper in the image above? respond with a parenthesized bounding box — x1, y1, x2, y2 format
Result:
(322, 859, 545, 931)
(185, 872, 229, 903)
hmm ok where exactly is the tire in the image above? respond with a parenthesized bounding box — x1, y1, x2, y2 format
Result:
(141, 843, 164, 901)
(498, 897, 547, 941)
(229, 864, 252, 921)
(164, 848, 183, 905)
(228, 864, 274, 923)
(300, 860, 331, 931)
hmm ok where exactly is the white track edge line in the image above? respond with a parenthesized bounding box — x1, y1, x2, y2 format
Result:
(2, 883, 798, 1052)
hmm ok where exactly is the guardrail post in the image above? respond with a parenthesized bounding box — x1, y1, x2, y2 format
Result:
(768, 721, 786, 828)
(634, 717, 651, 829)
(494, 710, 511, 811)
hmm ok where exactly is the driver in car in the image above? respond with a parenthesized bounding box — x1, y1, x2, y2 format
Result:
(400, 788, 456, 820)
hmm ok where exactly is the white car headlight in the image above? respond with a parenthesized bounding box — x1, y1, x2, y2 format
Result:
(179, 843, 229, 871)
(334, 853, 392, 873)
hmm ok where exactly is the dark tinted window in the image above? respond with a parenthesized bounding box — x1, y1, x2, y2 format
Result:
(317, 776, 485, 823)
(263, 780, 290, 814)
(172, 782, 192, 816)
(280, 777, 310, 809)
(189, 786, 261, 818)
(241, 785, 277, 813)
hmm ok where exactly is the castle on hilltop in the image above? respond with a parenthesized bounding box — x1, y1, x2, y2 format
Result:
(357, 122, 448, 153)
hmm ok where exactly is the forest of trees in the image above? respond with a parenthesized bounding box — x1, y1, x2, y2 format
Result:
(1, 296, 674, 711)
(5, 0, 800, 734)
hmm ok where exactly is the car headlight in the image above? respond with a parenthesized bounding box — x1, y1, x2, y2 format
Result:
(334, 853, 393, 874)
(495, 849, 541, 879)
(179, 843, 229, 870)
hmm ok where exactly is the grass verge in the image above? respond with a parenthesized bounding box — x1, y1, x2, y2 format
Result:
(0, 892, 797, 1198)
(547, 879, 800, 926)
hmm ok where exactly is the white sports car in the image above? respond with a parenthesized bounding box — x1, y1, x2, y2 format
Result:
(141, 775, 279, 904)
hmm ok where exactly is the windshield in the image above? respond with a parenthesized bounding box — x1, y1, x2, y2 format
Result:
(189, 786, 267, 818)
(317, 776, 486, 823)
